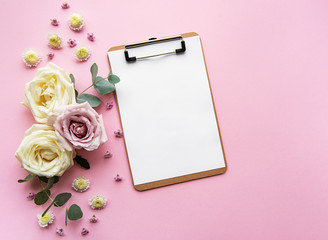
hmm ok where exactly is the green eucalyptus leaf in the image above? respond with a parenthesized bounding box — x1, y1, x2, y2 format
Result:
(65, 208, 68, 226)
(94, 76, 116, 95)
(108, 74, 120, 84)
(75, 89, 79, 99)
(69, 73, 75, 85)
(90, 63, 98, 81)
(54, 192, 72, 207)
(38, 176, 59, 184)
(68, 204, 83, 220)
(74, 155, 90, 169)
(77, 94, 101, 107)
(45, 177, 54, 190)
(18, 173, 35, 183)
(34, 190, 51, 205)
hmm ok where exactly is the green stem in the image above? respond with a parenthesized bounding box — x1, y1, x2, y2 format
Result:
(42, 200, 55, 217)
(78, 77, 107, 97)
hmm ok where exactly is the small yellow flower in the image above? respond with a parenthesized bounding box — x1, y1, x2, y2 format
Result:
(48, 33, 62, 49)
(74, 45, 91, 61)
(37, 211, 54, 228)
(72, 176, 90, 192)
(89, 195, 107, 210)
(22, 49, 41, 67)
(69, 13, 84, 31)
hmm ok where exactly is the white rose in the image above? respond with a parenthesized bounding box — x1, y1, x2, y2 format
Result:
(22, 62, 76, 123)
(15, 124, 75, 178)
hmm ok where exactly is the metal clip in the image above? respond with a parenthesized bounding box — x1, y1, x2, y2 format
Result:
(124, 36, 186, 62)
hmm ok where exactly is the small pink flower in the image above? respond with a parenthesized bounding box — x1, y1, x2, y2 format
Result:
(114, 174, 122, 182)
(106, 102, 113, 110)
(50, 19, 59, 26)
(89, 215, 98, 223)
(27, 192, 36, 200)
(47, 52, 55, 60)
(104, 151, 112, 159)
(87, 33, 95, 41)
(61, 2, 70, 9)
(67, 39, 77, 48)
(56, 228, 64, 236)
(114, 130, 123, 137)
(81, 228, 89, 235)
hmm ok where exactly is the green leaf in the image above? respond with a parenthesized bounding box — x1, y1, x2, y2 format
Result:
(77, 94, 101, 107)
(69, 73, 75, 85)
(108, 74, 120, 84)
(53, 193, 72, 207)
(75, 89, 79, 99)
(18, 173, 35, 183)
(34, 190, 51, 205)
(90, 63, 98, 81)
(38, 176, 59, 184)
(68, 204, 83, 220)
(94, 76, 116, 95)
(74, 155, 90, 169)
(65, 208, 68, 226)
(45, 177, 54, 190)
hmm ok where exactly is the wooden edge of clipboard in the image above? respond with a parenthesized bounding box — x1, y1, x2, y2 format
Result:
(107, 32, 228, 191)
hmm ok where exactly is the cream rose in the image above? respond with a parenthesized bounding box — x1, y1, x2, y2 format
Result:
(15, 124, 75, 178)
(22, 62, 76, 123)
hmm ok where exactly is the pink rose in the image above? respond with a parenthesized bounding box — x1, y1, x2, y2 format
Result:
(48, 102, 108, 151)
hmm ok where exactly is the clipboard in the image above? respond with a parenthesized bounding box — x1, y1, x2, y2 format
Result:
(107, 32, 227, 191)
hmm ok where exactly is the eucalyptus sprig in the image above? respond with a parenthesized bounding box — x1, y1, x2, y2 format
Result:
(70, 63, 120, 107)
(18, 174, 83, 225)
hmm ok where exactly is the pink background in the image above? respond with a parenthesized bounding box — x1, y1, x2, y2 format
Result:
(1, 0, 328, 239)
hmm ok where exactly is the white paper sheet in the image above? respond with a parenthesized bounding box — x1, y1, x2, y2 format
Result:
(108, 35, 226, 185)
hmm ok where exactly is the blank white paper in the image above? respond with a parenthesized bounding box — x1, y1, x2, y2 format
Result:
(108, 35, 226, 185)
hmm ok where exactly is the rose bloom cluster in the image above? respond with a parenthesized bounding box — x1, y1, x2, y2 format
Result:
(15, 63, 107, 177)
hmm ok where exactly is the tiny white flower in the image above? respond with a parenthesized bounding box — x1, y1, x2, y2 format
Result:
(37, 211, 54, 228)
(69, 13, 84, 31)
(22, 49, 41, 67)
(74, 45, 91, 61)
(48, 33, 63, 49)
(89, 195, 107, 210)
(72, 176, 90, 192)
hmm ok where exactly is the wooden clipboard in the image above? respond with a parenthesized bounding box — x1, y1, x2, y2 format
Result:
(107, 32, 227, 191)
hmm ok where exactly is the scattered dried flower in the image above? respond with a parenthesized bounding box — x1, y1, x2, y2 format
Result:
(89, 215, 98, 223)
(26, 192, 36, 200)
(106, 102, 114, 110)
(48, 33, 63, 49)
(69, 13, 84, 31)
(47, 52, 55, 60)
(67, 38, 77, 48)
(89, 195, 107, 210)
(72, 176, 90, 192)
(81, 228, 89, 235)
(37, 211, 54, 228)
(51, 18, 59, 26)
(56, 228, 64, 236)
(104, 151, 112, 159)
(74, 45, 91, 61)
(114, 130, 123, 137)
(114, 174, 122, 182)
(22, 49, 41, 67)
(87, 33, 95, 41)
(61, 2, 70, 9)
